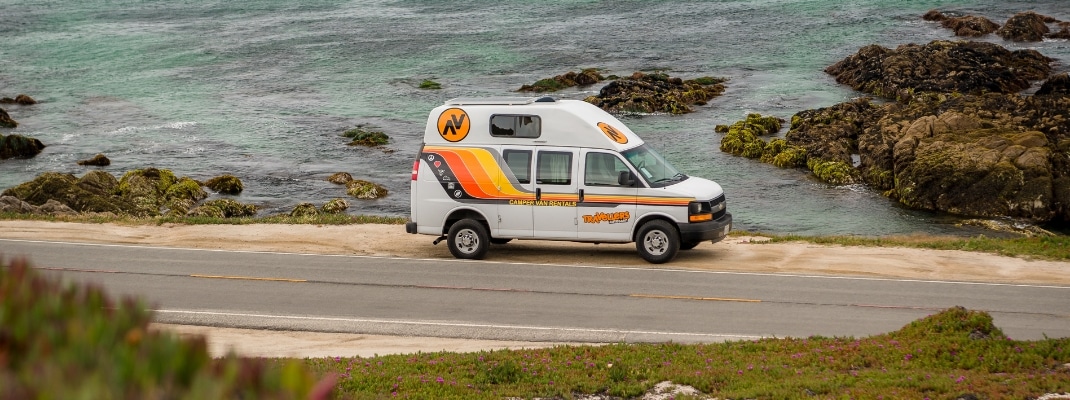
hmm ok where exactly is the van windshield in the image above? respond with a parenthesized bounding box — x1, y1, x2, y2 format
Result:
(622, 145, 687, 187)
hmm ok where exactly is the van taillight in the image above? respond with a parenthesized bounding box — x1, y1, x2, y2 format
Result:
(411, 159, 420, 181)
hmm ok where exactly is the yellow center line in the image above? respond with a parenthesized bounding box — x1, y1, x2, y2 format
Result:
(630, 294, 761, 303)
(190, 274, 307, 283)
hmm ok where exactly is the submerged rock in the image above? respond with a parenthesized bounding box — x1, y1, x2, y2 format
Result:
(585, 72, 726, 115)
(0, 134, 46, 159)
(518, 68, 605, 92)
(343, 127, 389, 147)
(923, 10, 1000, 37)
(0, 108, 15, 128)
(0, 94, 36, 105)
(77, 153, 111, 166)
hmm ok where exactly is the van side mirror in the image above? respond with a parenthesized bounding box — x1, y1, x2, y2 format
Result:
(618, 170, 637, 187)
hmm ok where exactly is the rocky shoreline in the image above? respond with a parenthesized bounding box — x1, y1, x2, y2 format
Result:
(3, 10, 1068, 232)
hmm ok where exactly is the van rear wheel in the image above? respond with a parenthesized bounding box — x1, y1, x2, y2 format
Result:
(635, 220, 679, 264)
(447, 219, 489, 260)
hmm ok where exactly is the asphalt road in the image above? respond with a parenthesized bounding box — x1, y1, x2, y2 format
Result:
(3, 238, 1068, 342)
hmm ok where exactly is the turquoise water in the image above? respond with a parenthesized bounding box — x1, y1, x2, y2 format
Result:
(2, 0, 1068, 236)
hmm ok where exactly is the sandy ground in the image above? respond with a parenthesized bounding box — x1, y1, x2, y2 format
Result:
(3, 220, 1068, 358)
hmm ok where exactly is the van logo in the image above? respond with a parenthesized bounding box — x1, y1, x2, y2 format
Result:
(598, 122, 628, 145)
(437, 108, 471, 142)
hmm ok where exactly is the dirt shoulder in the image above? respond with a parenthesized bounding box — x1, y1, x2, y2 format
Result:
(4, 220, 1068, 357)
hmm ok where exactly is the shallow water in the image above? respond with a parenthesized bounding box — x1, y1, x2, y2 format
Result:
(1, 0, 1067, 236)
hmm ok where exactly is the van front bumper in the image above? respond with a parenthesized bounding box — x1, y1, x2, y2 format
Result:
(678, 212, 732, 244)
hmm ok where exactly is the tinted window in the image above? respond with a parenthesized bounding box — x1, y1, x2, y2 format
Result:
(536, 151, 572, 185)
(503, 149, 531, 184)
(584, 152, 630, 186)
(490, 115, 541, 138)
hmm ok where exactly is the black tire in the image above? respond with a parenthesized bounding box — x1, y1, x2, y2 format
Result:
(490, 238, 512, 245)
(447, 219, 489, 260)
(680, 241, 701, 250)
(635, 219, 680, 264)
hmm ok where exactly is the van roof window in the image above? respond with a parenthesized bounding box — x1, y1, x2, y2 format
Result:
(491, 115, 541, 138)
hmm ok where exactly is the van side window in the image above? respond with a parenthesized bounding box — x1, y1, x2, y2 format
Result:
(490, 115, 541, 138)
(502, 149, 532, 184)
(536, 151, 572, 185)
(584, 152, 630, 186)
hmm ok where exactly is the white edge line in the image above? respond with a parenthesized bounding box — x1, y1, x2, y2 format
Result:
(3, 237, 1068, 290)
(155, 309, 765, 340)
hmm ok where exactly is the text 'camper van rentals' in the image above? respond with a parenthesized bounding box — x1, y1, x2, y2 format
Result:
(406, 97, 732, 264)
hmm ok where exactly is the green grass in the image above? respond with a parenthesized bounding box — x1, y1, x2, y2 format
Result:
(303, 307, 1070, 399)
(0, 211, 407, 226)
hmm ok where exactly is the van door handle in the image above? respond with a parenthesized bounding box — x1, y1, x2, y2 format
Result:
(578, 189, 584, 203)
(536, 188, 541, 201)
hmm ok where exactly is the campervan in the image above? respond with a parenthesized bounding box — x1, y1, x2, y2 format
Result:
(405, 97, 731, 263)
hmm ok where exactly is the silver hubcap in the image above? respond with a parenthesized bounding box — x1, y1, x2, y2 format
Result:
(643, 230, 668, 256)
(455, 228, 479, 254)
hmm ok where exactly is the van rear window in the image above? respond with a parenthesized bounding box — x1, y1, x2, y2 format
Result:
(490, 115, 541, 138)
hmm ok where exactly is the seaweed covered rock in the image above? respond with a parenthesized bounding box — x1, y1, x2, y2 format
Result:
(923, 10, 1000, 37)
(327, 172, 353, 185)
(76, 153, 111, 166)
(117, 168, 179, 216)
(320, 198, 349, 214)
(1, 172, 129, 214)
(289, 202, 319, 217)
(717, 113, 785, 159)
(343, 126, 389, 147)
(204, 174, 243, 194)
(1036, 73, 1070, 96)
(996, 11, 1053, 42)
(187, 198, 257, 218)
(825, 40, 1053, 102)
(345, 179, 388, 199)
(585, 72, 726, 115)
(0, 108, 17, 129)
(518, 68, 605, 92)
(786, 98, 883, 166)
(0, 134, 46, 159)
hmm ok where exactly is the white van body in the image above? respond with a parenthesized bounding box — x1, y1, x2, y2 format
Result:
(406, 97, 732, 263)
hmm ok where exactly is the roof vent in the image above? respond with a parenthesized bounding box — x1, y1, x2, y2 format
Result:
(534, 96, 556, 103)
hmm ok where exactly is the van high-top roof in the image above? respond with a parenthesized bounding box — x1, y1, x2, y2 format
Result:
(423, 97, 645, 151)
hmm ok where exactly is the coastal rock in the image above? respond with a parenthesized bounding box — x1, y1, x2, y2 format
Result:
(345, 179, 388, 199)
(518, 68, 605, 92)
(0, 134, 46, 159)
(77, 153, 111, 166)
(289, 202, 318, 217)
(0, 196, 38, 213)
(327, 172, 353, 185)
(923, 10, 1000, 37)
(0, 94, 37, 105)
(1, 172, 127, 214)
(320, 198, 349, 214)
(117, 168, 180, 216)
(0, 109, 18, 129)
(37, 199, 76, 216)
(996, 11, 1052, 42)
(204, 174, 243, 194)
(585, 72, 726, 115)
(825, 40, 1053, 102)
(1036, 73, 1070, 96)
(187, 199, 257, 218)
(717, 113, 787, 161)
(76, 170, 119, 194)
(781, 91, 1070, 223)
(1050, 23, 1070, 39)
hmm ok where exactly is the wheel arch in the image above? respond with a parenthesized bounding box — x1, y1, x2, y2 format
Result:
(442, 207, 491, 235)
(631, 212, 679, 242)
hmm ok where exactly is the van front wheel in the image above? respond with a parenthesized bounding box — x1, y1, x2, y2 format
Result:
(447, 219, 489, 260)
(635, 220, 679, 264)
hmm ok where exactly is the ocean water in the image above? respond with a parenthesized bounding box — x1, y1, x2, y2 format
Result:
(1, 0, 1068, 236)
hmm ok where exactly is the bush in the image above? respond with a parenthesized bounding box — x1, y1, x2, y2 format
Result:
(0, 257, 337, 399)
